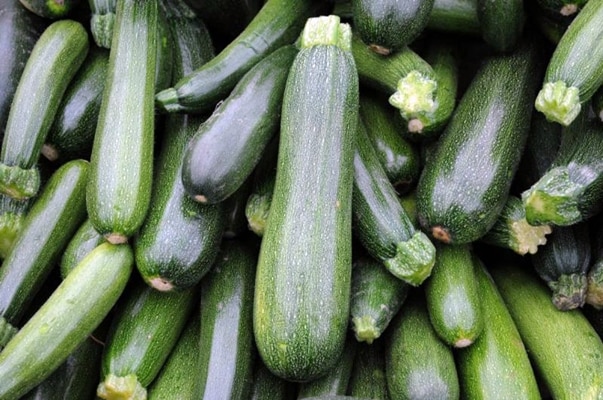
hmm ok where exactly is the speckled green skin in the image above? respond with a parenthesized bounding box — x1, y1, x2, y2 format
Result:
(60, 219, 105, 278)
(253, 34, 358, 382)
(347, 342, 389, 400)
(490, 257, 603, 400)
(416, 40, 542, 245)
(88, 0, 116, 48)
(427, 0, 480, 34)
(18, 0, 80, 19)
(457, 260, 540, 399)
(477, 0, 525, 52)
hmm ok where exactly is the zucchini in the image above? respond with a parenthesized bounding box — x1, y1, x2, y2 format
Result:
(351, 0, 435, 55)
(457, 258, 540, 399)
(530, 221, 591, 310)
(0, 194, 32, 259)
(416, 39, 543, 245)
(97, 280, 197, 400)
(0, 19, 89, 200)
(42, 47, 110, 163)
(19, 0, 81, 19)
(490, 253, 603, 399)
(385, 291, 460, 400)
(181, 44, 297, 204)
(0, 242, 133, 400)
(251, 360, 297, 400)
(350, 257, 409, 344)
(222, 176, 253, 239)
(60, 218, 105, 278)
(477, 0, 525, 52)
(593, 83, 603, 122)
(347, 341, 389, 400)
(0, 0, 47, 143)
(88, 0, 116, 48)
(196, 239, 258, 400)
(86, 0, 157, 244)
(534, 0, 603, 126)
(0, 159, 88, 349)
(352, 116, 436, 286)
(253, 16, 357, 382)
(155, 0, 328, 114)
(154, 6, 174, 94)
(586, 213, 603, 309)
(427, 0, 480, 34)
(424, 243, 483, 347)
(359, 90, 420, 194)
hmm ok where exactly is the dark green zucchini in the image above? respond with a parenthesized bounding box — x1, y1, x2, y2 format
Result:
(346, 341, 389, 400)
(86, 0, 157, 244)
(0, 194, 32, 260)
(490, 253, 603, 399)
(0, 0, 47, 143)
(222, 176, 253, 239)
(181, 45, 297, 204)
(457, 258, 540, 399)
(534, 0, 603, 126)
(0, 159, 88, 349)
(385, 291, 459, 400)
(424, 243, 483, 347)
(349, 257, 409, 344)
(155, 0, 328, 114)
(251, 360, 297, 400)
(480, 195, 552, 255)
(60, 218, 104, 278)
(477, 0, 525, 52)
(353, 117, 436, 286)
(427, 0, 480, 34)
(19, 0, 81, 19)
(42, 47, 109, 163)
(351, 0, 435, 55)
(0, 19, 88, 200)
(97, 280, 197, 400)
(88, 0, 116, 48)
(253, 15, 357, 382)
(196, 239, 258, 400)
(154, 6, 174, 94)
(530, 221, 591, 310)
(359, 90, 420, 194)
(0, 242, 133, 400)
(586, 213, 603, 309)
(416, 39, 543, 245)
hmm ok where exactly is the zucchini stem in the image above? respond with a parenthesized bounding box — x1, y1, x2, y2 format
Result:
(548, 273, 587, 311)
(0, 212, 26, 259)
(383, 231, 436, 286)
(586, 264, 603, 310)
(534, 81, 581, 126)
(0, 317, 18, 349)
(154, 88, 181, 113)
(300, 15, 352, 51)
(388, 71, 437, 128)
(97, 374, 146, 400)
(352, 315, 380, 344)
(0, 164, 40, 200)
(91, 13, 115, 49)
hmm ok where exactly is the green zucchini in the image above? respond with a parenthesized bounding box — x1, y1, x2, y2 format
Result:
(222, 176, 253, 239)
(351, 0, 435, 55)
(181, 45, 297, 204)
(346, 341, 389, 400)
(359, 90, 420, 194)
(490, 253, 603, 399)
(416, 39, 543, 245)
(42, 47, 110, 163)
(534, 0, 603, 126)
(88, 0, 116, 48)
(0, 159, 88, 349)
(586, 213, 603, 309)
(196, 239, 258, 400)
(60, 218, 105, 278)
(477, 0, 525, 52)
(0, 19, 88, 200)
(155, 0, 328, 114)
(0, 242, 133, 400)
(353, 116, 436, 286)
(530, 221, 591, 310)
(349, 257, 409, 344)
(593, 84, 603, 122)
(86, 0, 157, 244)
(19, 0, 81, 19)
(0, 194, 32, 260)
(457, 258, 540, 399)
(251, 360, 297, 400)
(97, 280, 197, 400)
(147, 315, 200, 400)
(427, 0, 480, 34)
(154, 6, 174, 94)
(385, 291, 460, 400)
(424, 243, 483, 347)
(0, 0, 47, 143)
(253, 15, 357, 382)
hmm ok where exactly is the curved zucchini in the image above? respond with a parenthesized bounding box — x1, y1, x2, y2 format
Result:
(347, 341, 389, 400)
(86, 0, 157, 244)
(60, 218, 105, 278)
(534, 0, 603, 126)
(19, 0, 81, 19)
(181, 45, 297, 204)
(253, 16, 357, 382)
(477, 0, 525, 52)
(416, 39, 543, 245)
(0, 159, 88, 348)
(0, 242, 133, 400)
(0, 19, 89, 200)
(88, 0, 116, 48)
(155, 0, 328, 114)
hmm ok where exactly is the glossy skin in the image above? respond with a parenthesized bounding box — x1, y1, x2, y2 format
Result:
(60, 219, 104, 278)
(477, 0, 525, 52)
(427, 0, 480, 34)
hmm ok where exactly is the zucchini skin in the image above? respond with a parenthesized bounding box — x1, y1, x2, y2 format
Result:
(352, 0, 435, 54)
(427, 0, 480, 34)
(457, 258, 540, 400)
(43, 47, 110, 162)
(155, 0, 328, 113)
(88, 0, 116, 48)
(19, 0, 81, 19)
(424, 243, 483, 347)
(385, 292, 460, 400)
(0, 194, 33, 260)
(181, 45, 298, 204)
(197, 239, 258, 400)
(97, 281, 197, 400)
(490, 254, 603, 400)
(60, 218, 104, 278)
(347, 341, 389, 400)
(253, 17, 358, 382)
(0, 19, 89, 200)
(477, 0, 525, 52)
(0, 159, 88, 347)
(416, 39, 543, 245)
(0, 242, 133, 400)
(86, 0, 157, 243)
(251, 361, 296, 400)
(0, 0, 47, 143)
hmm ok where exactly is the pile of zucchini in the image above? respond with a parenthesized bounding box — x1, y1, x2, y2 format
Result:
(2, 0, 603, 398)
